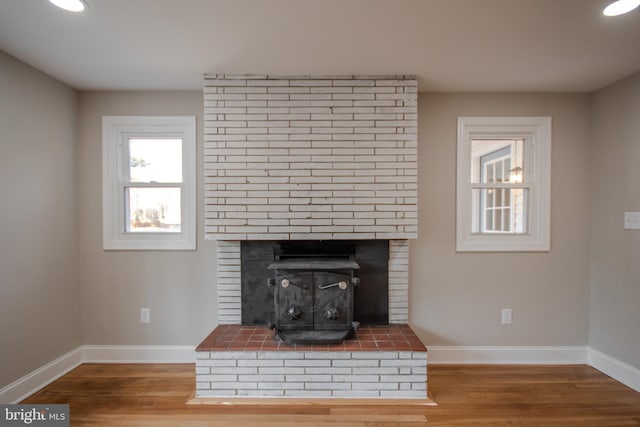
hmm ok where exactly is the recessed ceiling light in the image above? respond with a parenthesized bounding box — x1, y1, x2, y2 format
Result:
(48, 0, 87, 12)
(603, 0, 640, 16)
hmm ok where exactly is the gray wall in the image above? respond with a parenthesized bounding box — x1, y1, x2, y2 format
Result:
(77, 91, 217, 345)
(412, 93, 592, 346)
(3, 53, 638, 390)
(0, 51, 81, 387)
(589, 71, 640, 368)
(76, 91, 593, 349)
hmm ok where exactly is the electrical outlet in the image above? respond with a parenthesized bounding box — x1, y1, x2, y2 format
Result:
(140, 308, 150, 324)
(624, 212, 640, 230)
(501, 308, 512, 325)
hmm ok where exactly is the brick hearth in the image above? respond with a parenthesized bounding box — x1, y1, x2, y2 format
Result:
(195, 325, 427, 399)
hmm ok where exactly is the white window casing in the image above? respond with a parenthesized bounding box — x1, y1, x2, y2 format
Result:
(456, 117, 551, 252)
(102, 116, 196, 250)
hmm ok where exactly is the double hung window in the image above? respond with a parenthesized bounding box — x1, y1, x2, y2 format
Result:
(102, 116, 196, 250)
(457, 117, 551, 252)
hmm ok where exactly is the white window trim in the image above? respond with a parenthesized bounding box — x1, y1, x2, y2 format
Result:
(456, 116, 551, 252)
(102, 116, 196, 250)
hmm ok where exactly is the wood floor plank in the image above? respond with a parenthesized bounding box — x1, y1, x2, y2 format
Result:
(21, 363, 640, 426)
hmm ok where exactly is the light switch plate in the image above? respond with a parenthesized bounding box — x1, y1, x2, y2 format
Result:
(624, 212, 640, 230)
(140, 308, 150, 323)
(501, 308, 512, 325)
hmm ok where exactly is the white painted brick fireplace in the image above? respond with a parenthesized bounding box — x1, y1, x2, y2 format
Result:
(204, 74, 418, 324)
(198, 75, 424, 400)
(203, 74, 418, 241)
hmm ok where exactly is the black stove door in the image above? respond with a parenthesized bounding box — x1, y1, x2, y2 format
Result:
(275, 272, 313, 330)
(314, 272, 352, 330)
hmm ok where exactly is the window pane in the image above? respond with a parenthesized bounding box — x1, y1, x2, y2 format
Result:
(506, 139, 524, 183)
(495, 161, 503, 182)
(503, 207, 511, 231)
(471, 139, 524, 184)
(472, 188, 528, 234)
(511, 188, 527, 233)
(486, 163, 494, 183)
(485, 210, 493, 231)
(129, 138, 182, 183)
(127, 187, 181, 232)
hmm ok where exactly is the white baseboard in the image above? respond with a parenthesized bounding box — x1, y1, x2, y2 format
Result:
(427, 345, 589, 364)
(0, 347, 83, 404)
(427, 345, 640, 393)
(588, 347, 640, 393)
(81, 345, 195, 364)
(0, 345, 195, 403)
(3, 344, 638, 404)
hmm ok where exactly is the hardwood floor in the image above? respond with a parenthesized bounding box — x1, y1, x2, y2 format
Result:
(23, 364, 640, 426)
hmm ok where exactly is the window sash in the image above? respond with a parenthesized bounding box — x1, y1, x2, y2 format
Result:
(473, 187, 529, 234)
(124, 136, 185, 184)
(122, 183, 184, 234)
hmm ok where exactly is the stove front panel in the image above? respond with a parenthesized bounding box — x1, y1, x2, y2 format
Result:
(275, 272, 313, 330)
(314, 271, 353, 330)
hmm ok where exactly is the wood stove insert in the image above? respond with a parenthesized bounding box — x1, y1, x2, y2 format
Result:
(239, 240, 389, 346)
(267, 254, 360, 345)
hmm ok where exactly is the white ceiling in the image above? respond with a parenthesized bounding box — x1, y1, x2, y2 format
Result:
(0, 0, 639, 92)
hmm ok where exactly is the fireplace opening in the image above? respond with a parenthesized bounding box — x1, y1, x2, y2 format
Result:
(240, 240, 389, 344)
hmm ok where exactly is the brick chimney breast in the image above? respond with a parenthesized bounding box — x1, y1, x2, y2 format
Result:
(203, 75, 418, 241)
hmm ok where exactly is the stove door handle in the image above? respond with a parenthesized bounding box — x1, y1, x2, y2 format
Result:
(319, 281, 348, 290)
(281, 278, 307, 289)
